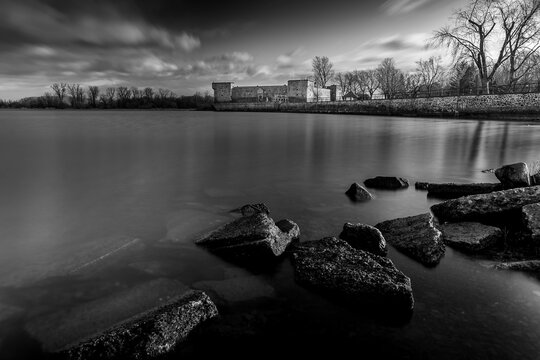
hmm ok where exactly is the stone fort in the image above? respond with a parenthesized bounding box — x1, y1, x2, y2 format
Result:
(212, 80, 341, 103)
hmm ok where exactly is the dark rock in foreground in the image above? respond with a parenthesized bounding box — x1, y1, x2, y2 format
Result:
(431, 186, 540, 223)
(60, 290, 218, 360)
(495, 162, 530, 189)
(231, 203, 270, 217)
(345, 183, 373, 201)
(364, 176, 409, 190)
(439, 222, 501, 253)
(339, 222, 387, 256)
(531, 173, 540, 186)
(522, 203, 540, 247)
(376, 213, 445, 266)
(196, 213, 299, 261)
(427, 183, 502, 199)
(495, 260, 540, 273)
(291, 237, 413, 312)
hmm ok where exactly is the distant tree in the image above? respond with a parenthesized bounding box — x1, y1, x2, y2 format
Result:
(312, 56, 334, 87)
(105, 87, 116, 107)
(403, 72, 422, 98)
(417, 56, 444, 96)
(50, 83, 67, 104)
(116, 86, 131, 108)
(376, 58, 403, 99)
(67, 83, 85, 108)
(334, 72, 349, 98)
(87, 86, 99, 108)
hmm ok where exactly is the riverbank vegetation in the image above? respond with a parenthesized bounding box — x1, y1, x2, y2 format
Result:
(0, 85, 214, 110)
(324, 0, 540, 100)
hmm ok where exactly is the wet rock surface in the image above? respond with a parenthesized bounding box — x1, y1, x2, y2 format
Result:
(339, 222, 387, 256)
(364, 176, 409, 190)
(431, 186, 540, 223)
(231, 203, 270, 217)
(439, 222, 502, 253)
(495, 260, 540, 273)
(376, 213, 445, 266)
(522, 203, 540, 247)
(345, 183, 373, 201)
(59, 290, 218, 360)
(426, 183, 502, 199)
(495, 162, 530, 189)
(195, 213, 299, 261)
(291, 237, 414, 312)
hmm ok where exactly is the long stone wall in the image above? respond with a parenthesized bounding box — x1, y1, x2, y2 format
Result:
(213, 93, 540, 119)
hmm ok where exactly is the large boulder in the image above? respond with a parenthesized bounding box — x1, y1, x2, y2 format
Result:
(376, 213, 445, 267)
(364, 176, 409, 190)
(195, 213, 299, 261)
(431, 186, 540, 223)
(338, 222, 387, 256)
(59, 290, 218, 359)
(521, 203, 540, 247)
(345, 183, 373, 201)
(495, 162, 530, 189)
(439, 222, 501, 253)
(291, 237, 413, 312)
(426, 183, 502, 199)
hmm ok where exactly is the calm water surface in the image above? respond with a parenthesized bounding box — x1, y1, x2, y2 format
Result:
(0, 110, 539, 359)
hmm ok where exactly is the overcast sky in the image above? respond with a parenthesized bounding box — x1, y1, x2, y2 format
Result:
(0, 0, 470, 99)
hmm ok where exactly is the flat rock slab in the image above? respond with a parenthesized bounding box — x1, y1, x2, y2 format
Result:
(431, 186, 540, 223)
(345, 183, 373, 201)
(522, 203, 540, 247)
(195, 213, 299, 261)
(439, 222, 501, 253)
(291, 237, 413, 312)
(495, 162, 530, 189)
(427, 183, 502, 199)
(376, 213, 445, 267)
(339, 222, 387, 256)
(364, 176, 409, 189)
(495, 260, 540, 273)
(59, 290, 218, 360)
(193, 276, 275, 303)
(26, 279, 190, 352)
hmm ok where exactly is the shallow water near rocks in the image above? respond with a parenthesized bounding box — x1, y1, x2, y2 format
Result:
(0, 110, 539, 359)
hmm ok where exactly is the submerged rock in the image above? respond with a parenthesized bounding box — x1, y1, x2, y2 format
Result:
(339, 222, 387, 256)
(195, 213, 299, 261)
(364, 176, 409, 190)
(415, 182, 430, 190)
(495, 162, 530, 189)
(193, 276, 275, 303)
(231, 203, 270, 217)
(439, 222, 501, 253)
(59, 290, 218, 360)
(431, 186, 540, 223)
(427, 183, 502, 199)
(345, 183, 373, 201)
(376, 213, 445, 267)
(521, 203, 540, 247)
(495, 260, 540, 273)
(291, 237, 413, 312)
(26, 279, 190, 352)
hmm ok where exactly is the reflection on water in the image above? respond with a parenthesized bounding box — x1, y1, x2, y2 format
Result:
(0, 110, 540, 358)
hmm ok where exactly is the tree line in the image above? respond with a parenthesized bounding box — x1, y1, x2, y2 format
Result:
(311, 0, 540, 99)
(0, 84, 214, 109)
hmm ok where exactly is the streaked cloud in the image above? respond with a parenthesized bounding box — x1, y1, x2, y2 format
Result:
(381, 0, 432, 15)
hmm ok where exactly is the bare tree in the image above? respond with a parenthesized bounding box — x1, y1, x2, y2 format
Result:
(50, 83, 67, 103)
(312, 56, 334, 87)
(87, 86, 99, 108)
(357, 69, 380, 99)
(105, 87, 116, 107)
(334, 72, 349, 98)
(431, 0, 531, 94)
(376, 58, 403, 99)
(67, 83, 84, 108)
(116, 86, 131, 107)
(404, 72, 423, 98)
(417, 56, 445, 96)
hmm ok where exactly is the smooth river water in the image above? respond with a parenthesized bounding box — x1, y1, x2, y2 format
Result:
(0, 110, 539, 359)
